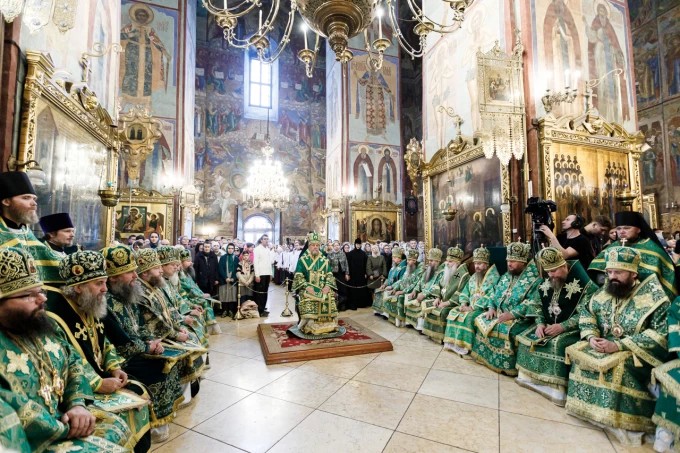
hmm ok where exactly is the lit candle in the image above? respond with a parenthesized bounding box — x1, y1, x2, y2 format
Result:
(564, 69, 570, 87)
(377, 8, 383, 40)
(302, 23, 308, 50)
(572, 70, 580, 88)
(259, 10, 262, 29)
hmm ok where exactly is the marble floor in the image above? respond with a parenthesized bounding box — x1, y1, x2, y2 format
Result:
(152, 284, 655, 453)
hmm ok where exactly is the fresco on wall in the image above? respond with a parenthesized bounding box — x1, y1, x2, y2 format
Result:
(657, 0, 680, 14)
(326, 56, 343, 154)
(194, 5, 327, 238)
(347, 10, 399, 57)
(422, 0, 502, 160)
(638, 106, 666, 193)
(665, 99, 680, 188)
(633, 24, 661, 108)
(120, 1, 178, 118)
(659, 10, 680, 99)
(629, 0, 655, 28)
(349, 142, 402, 204)
(532, 0, 635, 130)
(19, 1, 120, 115)
(348, 51, 400, 146)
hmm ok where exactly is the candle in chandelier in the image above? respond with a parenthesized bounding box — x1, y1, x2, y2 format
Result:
(527, 180, 533, 198)
(564, 69, 570, 87)
(302, 23, 308, 50)
(259, 10, 262, 29)
(377, 7, 383, 40)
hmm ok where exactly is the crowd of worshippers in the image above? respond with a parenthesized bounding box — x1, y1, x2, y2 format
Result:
(368, 212, 680, 451)
(0, 172, 223, 452)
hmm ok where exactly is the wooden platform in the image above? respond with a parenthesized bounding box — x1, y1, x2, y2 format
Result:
(257, 318, 393, 365)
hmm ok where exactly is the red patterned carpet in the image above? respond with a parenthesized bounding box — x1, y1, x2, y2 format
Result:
(257, 318, 393, 364)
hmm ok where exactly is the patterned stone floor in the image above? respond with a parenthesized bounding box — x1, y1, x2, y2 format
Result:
(152, 284, 655, 453)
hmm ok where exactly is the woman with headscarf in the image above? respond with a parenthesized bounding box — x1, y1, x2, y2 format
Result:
(218, 243, 239, 316)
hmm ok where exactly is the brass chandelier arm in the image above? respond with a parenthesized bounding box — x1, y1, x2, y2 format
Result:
(254, 5, 299, 64)
(201, 0, 261, 18)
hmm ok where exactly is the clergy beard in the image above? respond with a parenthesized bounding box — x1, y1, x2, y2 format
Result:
(1, 308, 53, 338)
(423, 264, 437, 283)
(405, 262, 416, 277)
(441, 265, 456, 288)
(167, 273, 180, 287)
(147, 274, 166, 288)
(310, 250, 319, 257)
(508, 266, 524, 276)
(77, 291, 108, 320)
(109, 280, 144, 304)
(8, 204, 39, 225)
(184, 266, 196, 280)
(606, 279, 635, 298)
(550, 275, 566, 290)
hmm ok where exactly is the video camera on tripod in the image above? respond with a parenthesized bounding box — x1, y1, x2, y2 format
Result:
(525, 197, 557, 252)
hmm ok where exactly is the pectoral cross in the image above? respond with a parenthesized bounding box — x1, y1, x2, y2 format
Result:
(74, 323, 88, 340)
(39, 384, 52, 405)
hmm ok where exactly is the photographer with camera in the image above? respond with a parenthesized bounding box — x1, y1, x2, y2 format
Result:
(537, 214, 595, 270)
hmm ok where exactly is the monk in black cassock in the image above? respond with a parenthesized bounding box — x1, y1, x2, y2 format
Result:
(346, 238, 370, 310)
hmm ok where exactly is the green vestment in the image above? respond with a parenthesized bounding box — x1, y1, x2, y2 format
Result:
(46, 289, 150, 446)
(443, 265, 501, 351)
(405, 263, 446, 327)
(383, 263, 424, 324)
(161, 281, 209, 348)
(178, 273, 218, 326)
(0, 321, 133, 452)
(137, 280, 206, 385)
(471, 260, 542, 375)
(565, 274, 669, 433)
(293, 251, 338, 335)
(516, 261, 597, 392)
(0, 218, 63, 283)
(423, 263, 471, 342)
(589, 238, 676, 299)
(372, 260, 406, 313)
(105, 291, 184, 427)
(652, 296, 680, 442)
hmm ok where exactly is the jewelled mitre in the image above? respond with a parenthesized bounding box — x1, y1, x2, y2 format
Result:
(446, 246, 464, 263)
(59, 250, 107, 287)
(0, 247, 42, 298)
(427, 248, 443, 262)
(135, 248, 162, 274)
(101, 245, 137, 277)
(473, 246, 490, 264)
(506, 242, 531, 263)
(179, 249, 191, 261)
(392, 246, 404, 259)
(604, 246, 640, 273)
(406, 249, 419, 260)
(536, 247, 567, 271)
(307, 231, 321, 244)
(157, 245, 180, 265)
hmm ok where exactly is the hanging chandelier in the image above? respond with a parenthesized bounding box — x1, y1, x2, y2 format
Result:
(1, 0, 78, 33)
(201, 0, 475, 76)
(242, 139, 291, 209)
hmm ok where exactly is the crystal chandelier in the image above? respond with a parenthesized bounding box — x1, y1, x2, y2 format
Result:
(201, 0, 475, 76)
(1, 0, 78, 33)
(242, 138, 291, 209)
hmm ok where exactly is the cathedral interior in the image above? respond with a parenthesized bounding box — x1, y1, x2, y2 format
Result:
(0, 0, 679, 452)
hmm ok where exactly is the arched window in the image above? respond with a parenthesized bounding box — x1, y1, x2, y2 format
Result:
(244, 48, 279, 121)
(243, 215, 274, 244)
